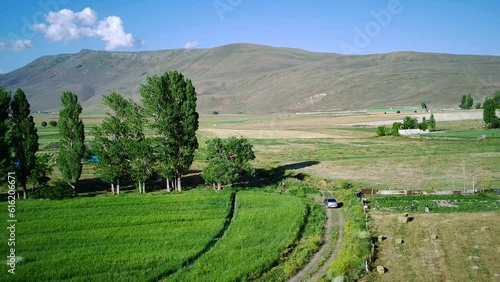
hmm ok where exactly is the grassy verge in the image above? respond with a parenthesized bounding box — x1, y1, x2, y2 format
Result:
(258, 195, 326, 281)
(323, 189, 372, 281)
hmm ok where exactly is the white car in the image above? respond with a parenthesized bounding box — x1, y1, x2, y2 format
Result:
(323, 198, 338, 208)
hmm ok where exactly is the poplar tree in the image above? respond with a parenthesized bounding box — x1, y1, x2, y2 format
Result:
(0, 86, 11, 178)
(10, 88, 38, 199)
(58, 91, 85, 190)
(140, 71, 199, 192)
(91, 92, 143, 194)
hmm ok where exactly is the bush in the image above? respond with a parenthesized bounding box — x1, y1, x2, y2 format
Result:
(49, 120, 57, 127)
(212, 111, 219, 115)
(31, 181, 74, 200)
(376, 126, 387, 136)
(41, 121, 47, 127)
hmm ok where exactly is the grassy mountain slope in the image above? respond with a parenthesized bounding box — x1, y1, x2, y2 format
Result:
(1, 43, 499, 114)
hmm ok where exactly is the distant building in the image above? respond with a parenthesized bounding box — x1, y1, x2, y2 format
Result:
(368, 107, 427, 115)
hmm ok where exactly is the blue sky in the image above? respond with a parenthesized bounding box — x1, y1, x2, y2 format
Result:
(0, 0, 499, 73)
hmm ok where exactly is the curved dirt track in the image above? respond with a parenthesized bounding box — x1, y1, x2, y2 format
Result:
(289, 202, 344, 282)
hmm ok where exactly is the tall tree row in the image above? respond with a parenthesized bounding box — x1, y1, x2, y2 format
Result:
(140, 71, 199, 192)
(0, 87, 12, 179)
(10, 89, 39, 199)
(58, 92, 85, 190)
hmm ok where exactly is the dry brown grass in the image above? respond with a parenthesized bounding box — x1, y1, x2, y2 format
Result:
(364, 212, 500, 282)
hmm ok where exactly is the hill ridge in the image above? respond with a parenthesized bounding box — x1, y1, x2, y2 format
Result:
(1, 44, 499, 114)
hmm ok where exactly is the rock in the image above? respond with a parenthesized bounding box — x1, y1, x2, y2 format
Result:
(396, 238, 404, 244)
(468, 256, 480, 260)
(494, 273, 499, 277)
(430, 234, 439, 240)
(471, 265, 479, 270)
(480, 226, 490, 231)
(398, 216, 409, 223)
(401, 213, 409, 217)
(376, 265, 386, 275)
(333, 276, 344, 282)
(378, 235, 386, 242)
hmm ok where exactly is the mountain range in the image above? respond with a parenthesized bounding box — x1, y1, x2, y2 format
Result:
(1, 43, 499, 114)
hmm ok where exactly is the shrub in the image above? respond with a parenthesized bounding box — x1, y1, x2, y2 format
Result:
(376, 126, 387, 136)
(31, 181, 74, 200)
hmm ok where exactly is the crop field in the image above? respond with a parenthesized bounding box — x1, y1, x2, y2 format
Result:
(371, 194, 500, 213)
(0, 191, 232, 281)
(365, 211, 500, 281)
(167, 191, 306, 281)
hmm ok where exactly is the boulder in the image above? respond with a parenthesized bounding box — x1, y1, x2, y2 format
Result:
(430, 234, 439, 240)
(378, 235, 386, 242)
(471, 265, 480, 270)
(376, 265, 386, 275)
(480, 226, 490, 231)
(396, 238, 404, 244)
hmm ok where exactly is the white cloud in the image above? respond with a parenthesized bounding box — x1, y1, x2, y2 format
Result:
(33, 7, 140, 50)
(0, 39, 32, 51)
(184, 41, 199, 49)
(12, 39, 33, 51)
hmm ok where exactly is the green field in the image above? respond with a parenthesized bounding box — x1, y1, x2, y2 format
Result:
(0, 190, 317, 281)
(0, 191, 232, 281)
(371, 193, 500, 213)
(167, 191, 306, 281)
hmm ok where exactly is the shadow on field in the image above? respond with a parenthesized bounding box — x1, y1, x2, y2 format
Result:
(241, 160, 320, 188)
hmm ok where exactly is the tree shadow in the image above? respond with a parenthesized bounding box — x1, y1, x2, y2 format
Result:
(239, 160, 320, 188)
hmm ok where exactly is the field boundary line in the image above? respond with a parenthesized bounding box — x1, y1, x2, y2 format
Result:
(153, 191, 237, 282)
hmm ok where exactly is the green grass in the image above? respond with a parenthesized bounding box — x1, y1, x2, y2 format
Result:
(371, 193, 500, 213)
(166, 191, 307, 282)
(426, 129, 500, 138)
(0, 191, 232, 282)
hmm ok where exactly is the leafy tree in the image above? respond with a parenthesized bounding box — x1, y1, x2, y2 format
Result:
(460, 94, 473, 110)
(202, 137, 255, 190)
(401, 116, 419, 129)
(493, 90, 500, 109)
(466, 94, 474, 110)
(0, 86, 11, 179)
(140, 71, 199, 192)
(128, 138, 155, 194)
(421, 102, 428, 111)
(474, 102, 482, 109)
(10, 88, 39, 199)
(483, 98, 500, 128)
(428, 113, 436, 131)
(28, 153, 53, 190)
(58, 92, 85, 190)
(391, 122, 402, 136)
(41, 121, 47, 128)
(459, 95, 467, 109)
(376, 126, 387, 136)
(419, 117, 428, 131)
(91, 92, 143, 195)
(49, 120, 57, 127)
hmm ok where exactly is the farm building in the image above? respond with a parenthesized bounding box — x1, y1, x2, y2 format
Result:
(368, 107, 427, 115)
